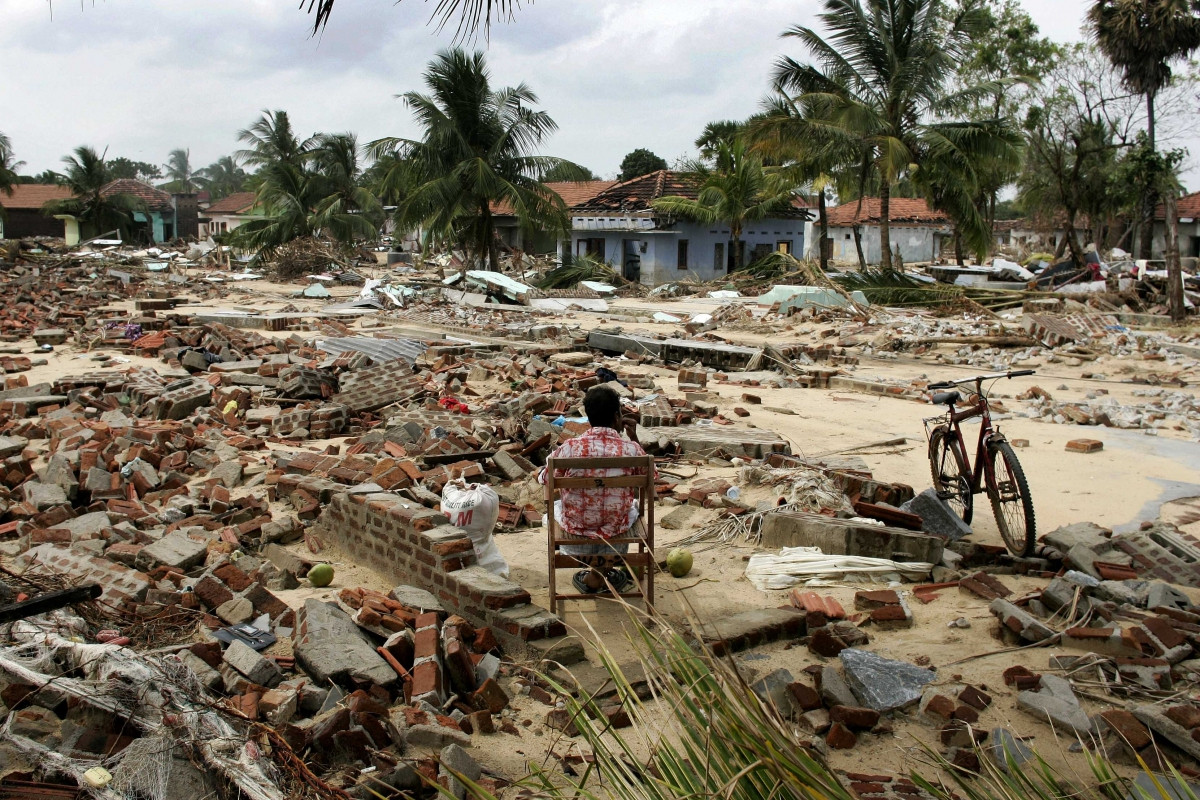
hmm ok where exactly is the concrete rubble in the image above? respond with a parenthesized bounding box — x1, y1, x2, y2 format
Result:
(5, 235, 1200, 796)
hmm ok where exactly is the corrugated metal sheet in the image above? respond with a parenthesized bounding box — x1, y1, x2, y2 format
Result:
(316, 336, 428, 365)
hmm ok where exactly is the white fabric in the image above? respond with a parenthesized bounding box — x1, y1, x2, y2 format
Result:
(745, 546, 932, 590)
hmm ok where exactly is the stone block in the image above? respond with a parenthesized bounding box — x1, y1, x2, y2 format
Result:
(760, 510, 942, 565)
(900, 488, 972, 541)
(294, 599, 397, 688)
(839, 648, 935, 712)
(137, 530, 208, 571)
(223, 640, 283, 688)
(439, 743, 482, 800)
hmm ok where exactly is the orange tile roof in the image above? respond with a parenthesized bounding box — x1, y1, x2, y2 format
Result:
(101, 179, 173, 211)
(1156, 190, 1200, 220)
(490, 181, 616, 216)
(572, 170, 810, 215)
(825, 197, 948, 226)
(0, 183, 75, 210)
(205, 192, 258, 215)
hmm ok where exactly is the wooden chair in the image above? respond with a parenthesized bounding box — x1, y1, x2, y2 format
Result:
(545, 455, 655, 615)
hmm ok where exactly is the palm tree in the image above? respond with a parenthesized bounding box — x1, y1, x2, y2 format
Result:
(41, 146, 144, 240)
(651, 139, 798, 272)
(164, 148, 196, 193)
(237, 110, 313, 171)
(228, 160, 377, 259)
(310, 132, 384, 234)
(1088, 0, 1200, 320)
(747, 95, 873, 271)
(0, 132, 23, 196)
(195, 155, 250, 201)
(774, 0, 1020, 269)
(303, 0, 517, 37)
(369, 48, 579, 270)
(695, 120, 744, 161)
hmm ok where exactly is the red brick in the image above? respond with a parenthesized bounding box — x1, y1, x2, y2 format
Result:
(1099, 709, 1154, 750)
(826, 722, 857, 749)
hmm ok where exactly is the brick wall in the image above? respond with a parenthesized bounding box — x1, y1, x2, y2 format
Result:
(313, 491, 565, 651)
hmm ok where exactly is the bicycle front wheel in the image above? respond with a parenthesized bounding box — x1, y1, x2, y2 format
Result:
(928, 425, 973, 525)
(986, 440, 1036, 556)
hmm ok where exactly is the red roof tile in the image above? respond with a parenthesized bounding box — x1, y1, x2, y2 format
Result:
(825, 197, 948, 226)
(205, 192, 258, 215)
(0, 183, 74, 210)
(100, 179, 173, 211)
(572, 170, 809, 215)
(489, 181, 616, 216)
(1156, 190, 1200, 220)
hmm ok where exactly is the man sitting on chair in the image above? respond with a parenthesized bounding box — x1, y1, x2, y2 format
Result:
(538, 384, 650, 595)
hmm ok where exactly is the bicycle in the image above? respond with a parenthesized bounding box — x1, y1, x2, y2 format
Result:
(924, 370, 1037, 556)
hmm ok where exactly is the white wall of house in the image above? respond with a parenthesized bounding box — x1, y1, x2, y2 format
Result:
(828, 224, 949, 265)
(1149, 220, 1200, 260)
(568, 215, 806, 286)
(200, 214, 250, 241)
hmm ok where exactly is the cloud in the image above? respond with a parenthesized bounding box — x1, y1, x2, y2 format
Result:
(2, 0, 1195, 188)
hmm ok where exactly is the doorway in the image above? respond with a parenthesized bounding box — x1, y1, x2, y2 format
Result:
(623, 239, 642, 282)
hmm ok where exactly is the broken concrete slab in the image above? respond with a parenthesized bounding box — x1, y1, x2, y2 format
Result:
(761, 510, 943, 564)
(293, 599, 397, 688)
(839, 648, 935, 712)
(900, 488, 971, 540)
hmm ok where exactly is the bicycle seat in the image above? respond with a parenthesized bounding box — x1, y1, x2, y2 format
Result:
(931, 391, 961, 406)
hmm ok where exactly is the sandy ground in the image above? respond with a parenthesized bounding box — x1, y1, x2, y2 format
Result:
(38, 273, 1200, 788)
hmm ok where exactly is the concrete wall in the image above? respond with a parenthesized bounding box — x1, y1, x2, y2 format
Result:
(1150, 221, 1200, 260)
(569, 217, 806, 286)
(829, 224, 948, 265)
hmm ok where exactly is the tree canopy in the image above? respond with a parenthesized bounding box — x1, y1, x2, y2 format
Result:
(369, 47, 577, 269)
(618, 149, 668, 182)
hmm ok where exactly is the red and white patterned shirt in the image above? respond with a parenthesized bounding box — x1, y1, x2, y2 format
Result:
(538, 426, 651, 540)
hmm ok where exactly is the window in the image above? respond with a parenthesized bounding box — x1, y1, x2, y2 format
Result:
(577, 237, 605, 259)
(714, 242, 725, 271)
(777, 240, 793, 255)
(677, 239, 689, 269)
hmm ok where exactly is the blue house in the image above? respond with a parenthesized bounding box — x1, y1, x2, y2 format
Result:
(563, 170, 811, 286)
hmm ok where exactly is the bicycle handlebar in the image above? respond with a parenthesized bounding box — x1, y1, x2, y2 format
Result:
(928, 369, 1035, 390)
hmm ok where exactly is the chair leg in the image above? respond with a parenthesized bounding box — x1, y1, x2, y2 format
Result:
(548, 552, 557, 617)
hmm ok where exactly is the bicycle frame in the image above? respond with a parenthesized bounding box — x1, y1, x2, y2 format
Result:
(935, 379, 1009, 497)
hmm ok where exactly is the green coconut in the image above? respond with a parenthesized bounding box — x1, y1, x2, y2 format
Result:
(666, 547, 693, 578)
(308, 563, 335, 588)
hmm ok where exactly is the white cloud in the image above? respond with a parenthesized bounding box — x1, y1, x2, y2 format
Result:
(3, 0, 1196, 186)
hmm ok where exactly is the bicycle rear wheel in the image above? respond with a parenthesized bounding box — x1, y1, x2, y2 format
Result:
(928, 425, 973, 525)
(986, 440, 1036, 556)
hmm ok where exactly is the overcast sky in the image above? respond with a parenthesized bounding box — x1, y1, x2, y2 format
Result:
(0, 0, 1117, 184)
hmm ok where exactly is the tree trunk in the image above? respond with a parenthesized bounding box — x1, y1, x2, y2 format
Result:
(1139, 90, 1159, 261)
(879, 184, 893, 271)
(817, 190, 829, 272)
(1064, 215, 1085, 268)
(732, 224, 743, 271)
(480, 205, 498, 271)
(1166, 190, 1186, 322)
(852, 225, 867, 271)
(953, 231, 964, 266)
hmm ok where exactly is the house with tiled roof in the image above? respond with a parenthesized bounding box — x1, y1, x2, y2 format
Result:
(488, 181, 615, 255)
(95, 179, 199, 242)
(565, 170, 811, 285)
(1151, 190, 1200, 260)
(824, 197, 952, 265)
(0, 184, 75, 240)
(198, 192, 260, 241)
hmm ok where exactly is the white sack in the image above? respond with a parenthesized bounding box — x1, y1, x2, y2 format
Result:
(441, 478, 509, 577)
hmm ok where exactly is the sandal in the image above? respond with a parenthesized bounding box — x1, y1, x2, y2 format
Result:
(572, 570, 601, 594)
(607, 568, 632, 594)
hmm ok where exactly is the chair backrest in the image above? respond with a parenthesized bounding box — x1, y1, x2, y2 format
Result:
(544, 455, 655, 538)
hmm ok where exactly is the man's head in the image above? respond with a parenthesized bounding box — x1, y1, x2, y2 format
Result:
(584, 385, 622, 429)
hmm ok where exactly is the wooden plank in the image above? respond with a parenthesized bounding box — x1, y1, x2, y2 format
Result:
(0, 584, 102, 624)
